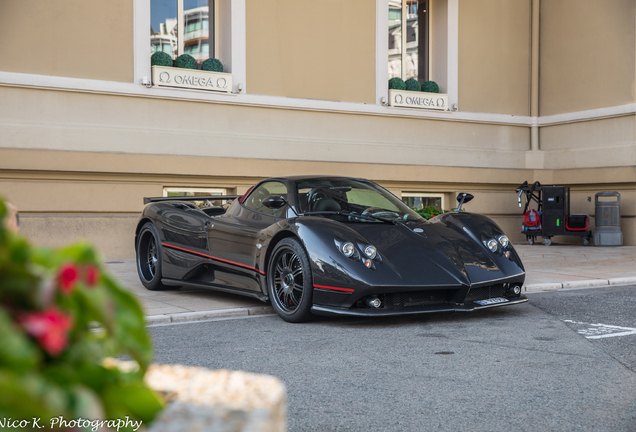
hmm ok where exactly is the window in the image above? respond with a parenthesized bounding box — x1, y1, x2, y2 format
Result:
(388, 0, 429, 82)
(242, 182, 288, 217)
(163, 187, 227, 207)
(151, 0, 214, 66)
(401, 192, 444, 212)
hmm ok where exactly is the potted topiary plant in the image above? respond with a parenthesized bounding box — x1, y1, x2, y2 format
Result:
(388, 77, 448, 111)
(151, 51, 173, 67)
(388, 77, 406, 90)
(174, 54, 198, 70)
(201, 58, 224, 73)
(150, 54, 233, 93)
(405, 78, 421, 92)
(422, 80, 439, 93)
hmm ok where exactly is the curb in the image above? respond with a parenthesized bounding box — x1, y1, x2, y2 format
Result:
(525, 276, 636, 293)
(144, 277, 636, 324)
(145, 306, 275, 325)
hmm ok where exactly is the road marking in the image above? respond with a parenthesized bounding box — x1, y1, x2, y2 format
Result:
(563, 319, 636, 339)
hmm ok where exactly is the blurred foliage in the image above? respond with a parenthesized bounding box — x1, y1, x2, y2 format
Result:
(0, 199, 163, 430)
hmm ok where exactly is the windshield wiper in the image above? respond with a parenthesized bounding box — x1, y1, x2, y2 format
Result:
(301, 210, 396, 224)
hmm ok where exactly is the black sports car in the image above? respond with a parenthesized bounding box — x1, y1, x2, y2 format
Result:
(135, 176, 527, 322)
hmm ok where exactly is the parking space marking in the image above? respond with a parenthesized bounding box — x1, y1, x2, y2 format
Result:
(563, 319, 636, 339)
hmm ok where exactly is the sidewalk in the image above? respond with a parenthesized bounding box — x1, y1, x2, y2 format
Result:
(105, 244, 636, 324)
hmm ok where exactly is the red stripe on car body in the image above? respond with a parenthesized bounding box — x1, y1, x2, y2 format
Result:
(313, 284, 355, 293)
(161, 243, 266, 275)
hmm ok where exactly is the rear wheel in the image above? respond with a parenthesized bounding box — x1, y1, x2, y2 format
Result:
(136, 222, 170, 290)
(267, 238, 314, 323)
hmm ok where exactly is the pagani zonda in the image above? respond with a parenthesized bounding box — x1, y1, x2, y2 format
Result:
(135, 176, 527, 322)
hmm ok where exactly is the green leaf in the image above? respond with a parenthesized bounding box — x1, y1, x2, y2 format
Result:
(101, 382, 164, 426)
(101, 275, 153, 370)
(0, 371, 70, 420)
(0, 308, 41, 371)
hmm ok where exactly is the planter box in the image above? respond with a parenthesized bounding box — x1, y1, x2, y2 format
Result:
(151, 66, 232, 93)
(388, 89, 449, 111)
(144, 364, 287, 432)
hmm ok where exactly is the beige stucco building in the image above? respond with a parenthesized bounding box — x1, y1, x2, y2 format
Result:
(0, 0, 634, 258)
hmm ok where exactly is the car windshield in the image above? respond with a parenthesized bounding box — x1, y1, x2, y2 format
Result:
(296, 178, 423, 222)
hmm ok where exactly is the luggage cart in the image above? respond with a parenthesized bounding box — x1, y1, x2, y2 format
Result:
(515, 181, 592, 246)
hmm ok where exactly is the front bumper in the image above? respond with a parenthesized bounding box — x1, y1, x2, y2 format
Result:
(311, 295, 528, 317)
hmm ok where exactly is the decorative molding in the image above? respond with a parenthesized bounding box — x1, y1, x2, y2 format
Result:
(538, 103, 636, 127)
(447, 0, 459, 110)
(376, 0, 389, 105)
(133, 0, 151, 85)
(0, 71, 633, 127)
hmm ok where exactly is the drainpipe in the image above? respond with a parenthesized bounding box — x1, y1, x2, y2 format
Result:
(530, 0, 540, 152)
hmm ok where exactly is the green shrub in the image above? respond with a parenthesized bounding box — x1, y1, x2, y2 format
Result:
(388, 77, 406, 90)
(422, 81, 439, 93)
(413, 206, 463, 219)
(151, 51, 173, 67)
(201, 58, 224, 73)
(0, 198, 163, 429)
(405, 78, 421, 92)
(174, 54, 198, 69)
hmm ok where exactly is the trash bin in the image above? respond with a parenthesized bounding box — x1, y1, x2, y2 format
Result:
(594, 192, 623, 246)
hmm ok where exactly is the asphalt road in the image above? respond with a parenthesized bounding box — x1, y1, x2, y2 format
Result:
(149, 286, 636, 432)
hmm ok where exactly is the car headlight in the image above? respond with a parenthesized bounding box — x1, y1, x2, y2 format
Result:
(341, 242, 355, 257)
(498, 235, 510, 248)
(363, 245, 377, 259)
(486, 239, 498, 252)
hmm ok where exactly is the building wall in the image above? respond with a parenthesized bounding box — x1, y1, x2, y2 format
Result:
(0, 0, 133, 83)
(458, 0, 531, 115)
(539, 116, 636, 169)
(540, 0, 636, 116)
(0, 0, 635, 259)
(245, 0, 376, 103)
(0, 86, 530, 168)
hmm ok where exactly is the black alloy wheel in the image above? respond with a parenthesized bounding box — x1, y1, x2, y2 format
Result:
(136, 222, 170, 290)
(268, 238, 314, 323)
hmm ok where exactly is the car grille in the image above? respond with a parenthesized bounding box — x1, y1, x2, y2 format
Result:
(380, 290, 449, 309)
(464, 284, 507, 302)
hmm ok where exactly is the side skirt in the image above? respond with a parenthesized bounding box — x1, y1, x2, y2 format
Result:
(161, 278, 268, 302)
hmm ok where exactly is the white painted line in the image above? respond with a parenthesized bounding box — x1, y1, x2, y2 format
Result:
(563, 320, 636, 339)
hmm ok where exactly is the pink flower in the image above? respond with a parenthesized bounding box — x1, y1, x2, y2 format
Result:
(85, 265, 100, 287)
(57, 264, 79, 294)
(19, 308, 73, 356)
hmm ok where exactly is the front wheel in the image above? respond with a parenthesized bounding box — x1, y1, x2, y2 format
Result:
(136, 222, 170, 290)
(267, 238, 314, 323)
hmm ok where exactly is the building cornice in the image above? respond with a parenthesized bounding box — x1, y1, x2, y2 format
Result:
(0, 71, 633, 128)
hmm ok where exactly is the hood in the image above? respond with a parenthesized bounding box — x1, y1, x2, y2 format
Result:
(345, 214, 523, 286)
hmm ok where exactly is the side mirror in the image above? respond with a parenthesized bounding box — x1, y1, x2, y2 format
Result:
(262, 195, 287, 209)
(455, 193, 474, 212)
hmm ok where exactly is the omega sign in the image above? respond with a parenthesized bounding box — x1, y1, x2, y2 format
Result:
(151, 65, 232, 93)
(388, 89, 449, 111)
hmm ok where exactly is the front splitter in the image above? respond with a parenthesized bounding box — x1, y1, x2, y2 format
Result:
(311, 295, 528, 317)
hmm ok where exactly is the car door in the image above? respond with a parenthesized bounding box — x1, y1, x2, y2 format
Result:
(206, 181, 289, 292)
